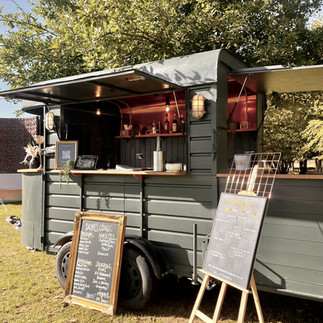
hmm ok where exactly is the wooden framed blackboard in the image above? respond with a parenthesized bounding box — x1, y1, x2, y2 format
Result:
(55, 141, 78, 169)
(203, 192, 267, 291)
(64, 212, 126, 315)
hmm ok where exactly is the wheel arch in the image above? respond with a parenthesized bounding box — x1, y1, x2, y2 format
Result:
(54, 232, 165, 280)
(124, 236, 165, 280)
(54, 231, 74, 247)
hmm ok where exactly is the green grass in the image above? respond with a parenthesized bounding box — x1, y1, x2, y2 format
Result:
(0, 204, 322, 322)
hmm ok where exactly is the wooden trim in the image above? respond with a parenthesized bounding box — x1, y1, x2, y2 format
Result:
(200, 269, 250, 293)
(190, 272, 264, 323)
(50, 169, 186, 177)
(17, 169, 43, 173)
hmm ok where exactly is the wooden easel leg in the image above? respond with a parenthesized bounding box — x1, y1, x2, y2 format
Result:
(212, 282, 227, 321)
(237, 291, 249, 323)
(189, 274, 210, 323)
(250, 275, 264, 323)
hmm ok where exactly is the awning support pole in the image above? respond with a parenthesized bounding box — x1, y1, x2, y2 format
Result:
(227, 74, 250, 124)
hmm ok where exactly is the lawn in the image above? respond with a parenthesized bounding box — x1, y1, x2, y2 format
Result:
(0, 204, 322, 322)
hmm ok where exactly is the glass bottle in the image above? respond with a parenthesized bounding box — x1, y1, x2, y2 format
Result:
(152, 121, 156, 134)
(172, 114, 178, 133)
(164, 114, 169, 133)
(180, 114, 185, 133)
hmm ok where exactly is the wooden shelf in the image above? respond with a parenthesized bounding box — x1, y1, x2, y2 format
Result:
(228, 128, 257, 133)
(116, 132, 185, 139)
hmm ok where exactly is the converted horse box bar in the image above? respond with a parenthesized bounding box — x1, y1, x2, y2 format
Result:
(2, 50, 323, 307)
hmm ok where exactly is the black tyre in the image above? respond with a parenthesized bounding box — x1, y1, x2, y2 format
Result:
(118, 248, 153, 310)
(55, 241, 72, 289)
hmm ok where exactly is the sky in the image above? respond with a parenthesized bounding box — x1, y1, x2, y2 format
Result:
(0, 0, 32, 118)
(0, 0, 322, 118)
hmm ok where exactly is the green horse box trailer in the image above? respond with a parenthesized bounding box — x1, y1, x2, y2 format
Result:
(2, 50, 323, 309)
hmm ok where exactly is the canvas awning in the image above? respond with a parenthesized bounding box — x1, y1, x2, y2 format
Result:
(230, 65, 323, 94)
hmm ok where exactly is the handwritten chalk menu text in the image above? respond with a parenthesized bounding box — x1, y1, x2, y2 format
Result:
(64, 212, 126, 315)
(203, 193, 267, 290)
(73, 220, 118, 301)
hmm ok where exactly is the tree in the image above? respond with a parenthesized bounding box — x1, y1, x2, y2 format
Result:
(1, 1, 322, 166)
(263, 92, 323, 173)
(0, 0, 322, 89)
(299, 94, 323, 171)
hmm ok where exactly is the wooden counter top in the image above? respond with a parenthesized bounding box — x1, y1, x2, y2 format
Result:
(17, 169, 43, 173)
(217, 173, 323, 180)
(49, 169, 186, 179)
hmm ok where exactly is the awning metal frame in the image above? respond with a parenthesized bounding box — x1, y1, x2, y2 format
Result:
(0, 68, 183, 107)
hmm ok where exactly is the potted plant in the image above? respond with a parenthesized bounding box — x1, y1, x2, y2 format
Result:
(59, 160, 75, 188)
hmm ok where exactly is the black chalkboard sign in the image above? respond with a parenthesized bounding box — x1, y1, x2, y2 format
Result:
(64, 212, 126, 315)
(55, 141, 78, 169)
(203, 192, 267, 291)
(74, 155, 98, 170)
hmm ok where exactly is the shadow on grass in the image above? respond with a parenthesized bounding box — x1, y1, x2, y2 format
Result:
(124, 276, 323, 323)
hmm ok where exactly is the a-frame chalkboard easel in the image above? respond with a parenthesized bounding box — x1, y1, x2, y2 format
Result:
(189, 270, 264, 323)
(189, 153, 281, 323)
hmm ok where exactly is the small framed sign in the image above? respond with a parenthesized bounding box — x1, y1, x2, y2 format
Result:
(74, 155, 98, 170)
(55, 141, 78, 169)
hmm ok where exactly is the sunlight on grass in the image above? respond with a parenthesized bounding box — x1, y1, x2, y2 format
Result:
(0, 204, 188, 322)
(1, 204, 322, 323)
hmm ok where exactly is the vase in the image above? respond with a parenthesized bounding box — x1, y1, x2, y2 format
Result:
(29, 157, 40, 169)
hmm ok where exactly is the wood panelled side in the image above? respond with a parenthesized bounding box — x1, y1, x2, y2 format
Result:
(119, 136, 186, 168)
(44, 173, 81, 245)
(83, 175, 142, 233)
(228, 131, 257, 164)
(188, 86, 217, 175)
(144, 175, 217, 273)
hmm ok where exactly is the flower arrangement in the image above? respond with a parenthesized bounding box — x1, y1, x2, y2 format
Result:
(21, 136, 44, 168)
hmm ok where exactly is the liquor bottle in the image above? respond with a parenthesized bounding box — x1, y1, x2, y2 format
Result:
(164, 114, 169, 133)
(172, 114, 178, 133)
(179, 114, 185, 133)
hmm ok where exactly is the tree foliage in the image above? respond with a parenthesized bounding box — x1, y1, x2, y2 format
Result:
(0, 0, 322, 88)
(300, 95, 323, 160)
(1, 0, 322, 169)
(263, 92, 323, 171)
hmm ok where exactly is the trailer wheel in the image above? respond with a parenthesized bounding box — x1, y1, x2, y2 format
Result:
(118, 248, 153, 310)
(55, 241, 72, 289)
